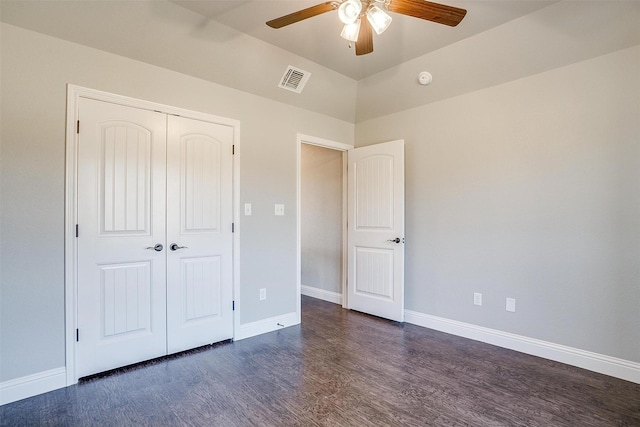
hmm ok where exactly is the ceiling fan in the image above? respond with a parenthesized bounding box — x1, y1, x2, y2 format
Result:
(266, 0, 467, 56)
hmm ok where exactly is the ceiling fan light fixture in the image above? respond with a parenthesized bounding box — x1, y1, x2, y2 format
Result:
(340, 19, 361, 42)
(265, 0, 468, 57)
(366, 5, 392, 35)
(338, 0, 362, 24)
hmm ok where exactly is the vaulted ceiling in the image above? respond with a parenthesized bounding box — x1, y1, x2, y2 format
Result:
(169, 0, 556, 80)
(1, 1, 639, 122)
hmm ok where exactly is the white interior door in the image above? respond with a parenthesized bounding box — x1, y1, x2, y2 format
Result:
(347, 140, 405, 322)
(77, 98, 234, 378)
(166, 115, 234, 354)
(76, 98, 168, 377)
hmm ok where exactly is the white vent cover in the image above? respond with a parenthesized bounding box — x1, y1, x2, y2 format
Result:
(278, 65, 311, 94)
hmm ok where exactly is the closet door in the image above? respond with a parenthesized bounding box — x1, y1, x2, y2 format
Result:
(166, 116, 234, 354)
(76, 98, 168, 377)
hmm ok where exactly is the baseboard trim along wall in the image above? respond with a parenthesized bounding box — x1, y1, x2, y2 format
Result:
(5, 307, 637, 405)
(0, 367, 67, 405)
(301, 285, 343, 305)
(3, 310, 301, 405)
(234, 312, 299, 341)
(404, 310, 640, 384)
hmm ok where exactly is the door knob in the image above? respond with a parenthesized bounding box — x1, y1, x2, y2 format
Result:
(146, 243, 163, 252)
(387, 238, 401, 243)
(170, 243, 189, 251)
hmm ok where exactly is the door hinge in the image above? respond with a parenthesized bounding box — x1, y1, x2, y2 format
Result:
(232, 300, 235, 311)
(232, 223, 235, 233)
(76, 329, 79, 342)
(232, 145, 235, 155)
(76, 120, 80, 134)
(75, 224, 79, 237)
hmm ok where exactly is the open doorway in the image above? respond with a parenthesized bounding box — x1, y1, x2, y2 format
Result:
(297, 134, 353, 313)
(301, 144, 343, 302)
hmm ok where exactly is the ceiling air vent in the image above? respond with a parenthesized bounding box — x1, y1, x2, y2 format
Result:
(278, 65, 311, 94)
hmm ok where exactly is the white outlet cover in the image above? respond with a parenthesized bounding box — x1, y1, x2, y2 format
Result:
(244, 203, 252, 216)
(473, 292, 482, 306)
(275, 204, 285, 216)
(506, 298, 516, 312)
(259, 288, 266, 300)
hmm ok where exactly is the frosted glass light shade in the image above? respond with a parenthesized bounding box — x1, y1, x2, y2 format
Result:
(366, 5, 392, 35)
(340, 19, 361, 42)
(338, 0, 362, 24)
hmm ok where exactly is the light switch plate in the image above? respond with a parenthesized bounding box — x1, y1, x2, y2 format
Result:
(244, 203, 252, 216)
(275, 204, 285, 216)
(506, 298, 516, 312)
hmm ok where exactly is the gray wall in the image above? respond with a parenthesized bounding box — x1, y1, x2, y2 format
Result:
(356, 46, 640, 362)
(0, 23, 354, 382)
(301, 144, 343, 294)
(1, 9, 639, 388)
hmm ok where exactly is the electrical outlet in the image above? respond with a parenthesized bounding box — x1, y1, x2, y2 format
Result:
(274, 204, 285, 216)
(506, 298, 516, 312)
(473, 292, 482, 306)
(244, 203, 252, 216)
(259, 288, 267, 301)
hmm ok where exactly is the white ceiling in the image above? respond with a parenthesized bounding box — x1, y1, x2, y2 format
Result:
(1, 1, 639, 122)
(170, 0, 557, 80)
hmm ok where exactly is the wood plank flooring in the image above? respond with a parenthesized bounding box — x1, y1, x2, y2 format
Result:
(2, 296, 639, 426)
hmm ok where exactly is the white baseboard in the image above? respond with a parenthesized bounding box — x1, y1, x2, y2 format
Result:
(234, 311, 299, 341)
(405, 310, 640, 384)
(5, 313, 635, 406)
(1, 367, 67, 405)
(2, 312, 300, 404)
(301, 285, 342, 305)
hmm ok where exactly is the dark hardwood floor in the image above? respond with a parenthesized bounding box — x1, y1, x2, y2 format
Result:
(2, 296, 639, 426)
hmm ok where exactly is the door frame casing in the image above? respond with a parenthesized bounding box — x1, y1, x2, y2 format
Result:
(296, 134, 353, 314)
(64, 85, 241, 385)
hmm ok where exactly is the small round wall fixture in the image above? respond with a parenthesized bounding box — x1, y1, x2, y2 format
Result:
(418, 71, 432, 86)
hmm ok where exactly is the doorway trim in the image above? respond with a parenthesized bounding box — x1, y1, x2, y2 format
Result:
(296, 134, 353, 315)
(64, 85, 241, 385)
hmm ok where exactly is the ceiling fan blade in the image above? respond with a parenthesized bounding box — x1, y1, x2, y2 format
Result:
(266, 2, 336, 29)
(388, 0, 467, 27)
(355, 18, 373, 56)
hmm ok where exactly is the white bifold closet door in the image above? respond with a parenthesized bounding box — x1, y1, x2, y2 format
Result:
(76, 98, 233, 378)
(165, 115, 233, 354)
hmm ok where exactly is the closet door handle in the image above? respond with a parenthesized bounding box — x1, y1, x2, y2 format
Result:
(170, 243, 188, 251)
(146, 243, 164, 252)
